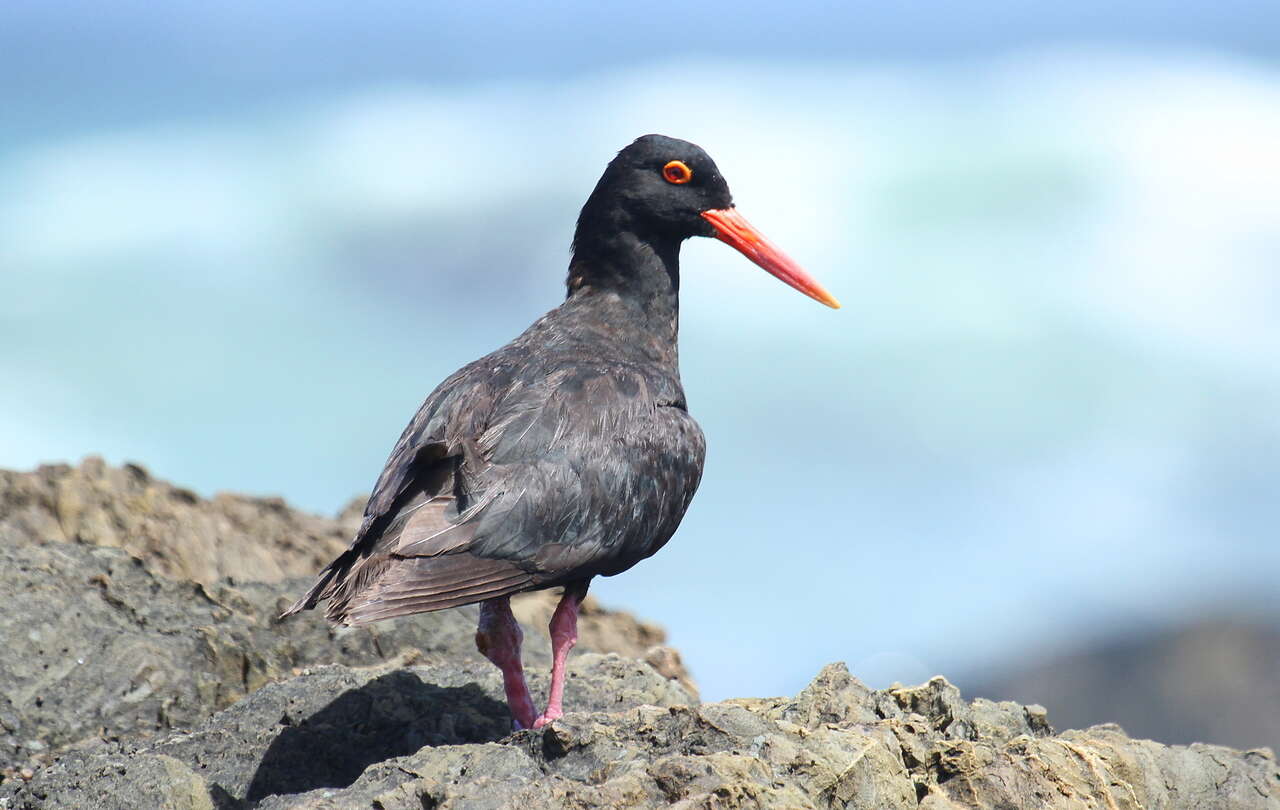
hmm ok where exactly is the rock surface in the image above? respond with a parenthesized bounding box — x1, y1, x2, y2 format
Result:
(7, 660, 1278, 809)
(0, 460, 690, 779)
(0, 456, 360, 586)
(1, 540, 488, 774)
(1, 458, 1278, 809)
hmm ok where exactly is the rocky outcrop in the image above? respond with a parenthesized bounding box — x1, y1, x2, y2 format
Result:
(1, 459, 1277, 809)
(1, 540, 493, 774)
(0, 538, 691, 783)
(7, 658, 1277, 809)
(0, 457, 360, 586)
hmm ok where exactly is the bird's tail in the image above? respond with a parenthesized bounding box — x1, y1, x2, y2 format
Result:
(278, 550, 355, 620)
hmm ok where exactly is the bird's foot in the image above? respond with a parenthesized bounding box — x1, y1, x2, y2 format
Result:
(531, 708, 562, 729)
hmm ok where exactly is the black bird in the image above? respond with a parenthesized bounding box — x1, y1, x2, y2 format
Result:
(283, 134, 838, 729)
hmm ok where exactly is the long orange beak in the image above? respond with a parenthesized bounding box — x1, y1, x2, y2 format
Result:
(700, 207, 840, 309)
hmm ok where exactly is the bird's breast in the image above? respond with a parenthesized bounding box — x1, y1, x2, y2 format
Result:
(466, 357, 704, 578)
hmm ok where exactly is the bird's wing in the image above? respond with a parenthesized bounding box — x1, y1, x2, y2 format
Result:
(280, 360, 528, 622)
(460, 362, 706, 575)
(284, 356, 704, 625)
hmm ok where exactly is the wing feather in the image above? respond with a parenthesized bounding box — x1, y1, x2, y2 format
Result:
(338, 555, 532, 625)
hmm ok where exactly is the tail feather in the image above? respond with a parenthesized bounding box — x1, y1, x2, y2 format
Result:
(278, 551, 351, 619)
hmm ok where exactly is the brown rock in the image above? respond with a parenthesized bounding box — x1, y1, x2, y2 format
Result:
(0, 457, 356, 585)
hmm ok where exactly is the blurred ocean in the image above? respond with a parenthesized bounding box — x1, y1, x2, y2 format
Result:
(3, 15, 1278, 708)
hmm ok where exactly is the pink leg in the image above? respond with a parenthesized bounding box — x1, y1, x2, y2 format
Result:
(474, 596, 536, 730)
(532, 586, 584, 729)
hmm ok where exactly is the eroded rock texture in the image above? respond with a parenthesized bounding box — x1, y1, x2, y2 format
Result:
(0, 460, 689, 781)
(1, 459, 1277, 809)
(7, 660, 1277, 809)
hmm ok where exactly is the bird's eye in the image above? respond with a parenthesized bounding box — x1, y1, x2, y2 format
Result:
(662, 160, 693, 184)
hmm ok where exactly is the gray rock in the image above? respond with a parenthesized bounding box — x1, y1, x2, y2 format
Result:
(0, 540, 515, 774)
(0, 541, 691, 778)
(3, 459, 1277, 809)
(6, 662, 1276, 810)
(9, 753, 215, 810)
(5, 653, 694, 809)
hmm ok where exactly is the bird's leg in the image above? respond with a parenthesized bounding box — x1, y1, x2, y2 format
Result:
(475, 596, 536, 730)
(532, 580, 589, 729)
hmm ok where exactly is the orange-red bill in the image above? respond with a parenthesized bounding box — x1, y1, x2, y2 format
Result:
(700, 207, 840, 309)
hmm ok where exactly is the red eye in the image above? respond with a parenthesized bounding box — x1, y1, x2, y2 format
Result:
(663, 160, 693, 184)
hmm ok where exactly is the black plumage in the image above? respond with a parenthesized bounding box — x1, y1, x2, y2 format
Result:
(284, 134, 837, 728)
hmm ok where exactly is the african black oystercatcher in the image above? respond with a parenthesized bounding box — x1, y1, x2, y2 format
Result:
(283, 134, 839, 729)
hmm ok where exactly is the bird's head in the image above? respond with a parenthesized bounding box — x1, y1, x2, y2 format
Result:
(574, 134, 840, 309)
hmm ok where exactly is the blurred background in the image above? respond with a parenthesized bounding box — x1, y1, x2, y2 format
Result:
(3, 0, 1278, 750)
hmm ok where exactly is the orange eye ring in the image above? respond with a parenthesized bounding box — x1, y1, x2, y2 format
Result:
(662, 160, 693, 184)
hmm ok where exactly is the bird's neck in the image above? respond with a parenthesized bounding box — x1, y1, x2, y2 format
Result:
(564, 226, 682, 360)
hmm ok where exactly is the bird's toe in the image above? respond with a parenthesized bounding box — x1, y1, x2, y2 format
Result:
(531, 710, 562, 729)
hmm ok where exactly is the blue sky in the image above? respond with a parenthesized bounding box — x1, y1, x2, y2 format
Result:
(2, 3, 1279, 701)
